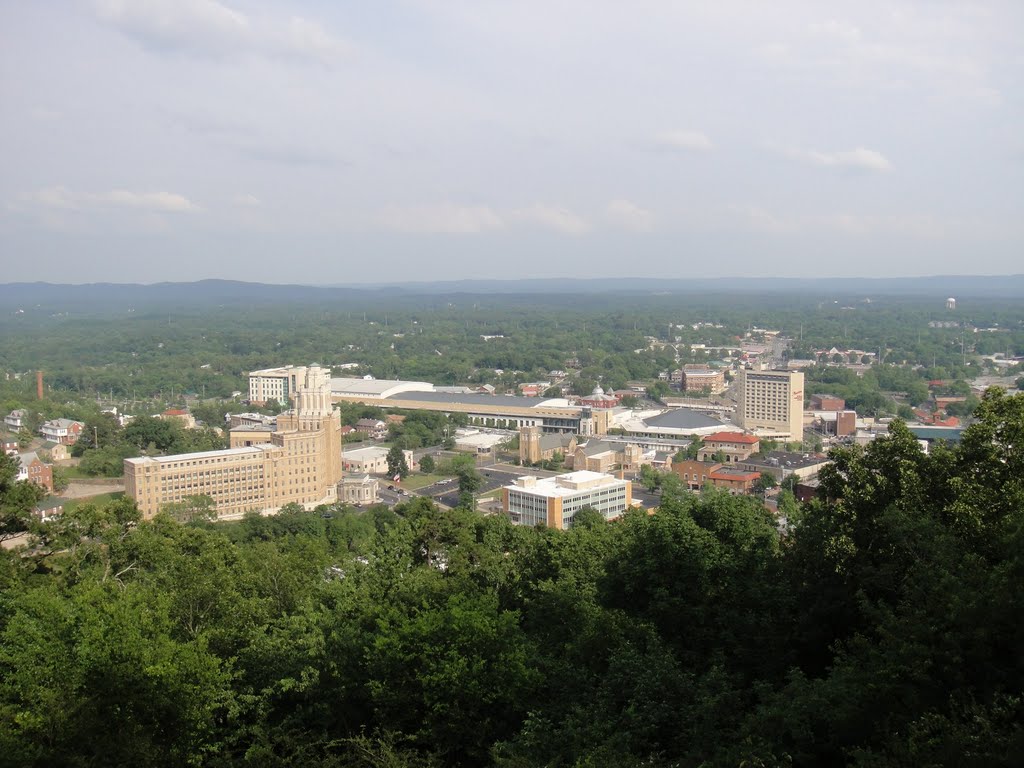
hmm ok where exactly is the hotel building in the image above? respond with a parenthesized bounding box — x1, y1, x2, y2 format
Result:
(502, 470, 632, 530)
(126, 365, 342, 519)
(735, 368, 804, 440)
(248, 365, 311, 406)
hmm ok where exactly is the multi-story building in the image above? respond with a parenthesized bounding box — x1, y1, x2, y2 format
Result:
(810, 393, 845, 411)
(698, 431, 760, 463)
(248, 365, 310, 406)
(672, 460, 760, 494)
(502, 470, 632, 530)
(126, 365, 342, 519)
(680, 367, 726, 394)
(39, 418, 84, 445)
(735, 368, 804, 439)
(5, 409, 27, 431)
(17, 451, 53, 493)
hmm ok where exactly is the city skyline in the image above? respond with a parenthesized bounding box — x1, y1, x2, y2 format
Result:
(2, 1, 1022, 283)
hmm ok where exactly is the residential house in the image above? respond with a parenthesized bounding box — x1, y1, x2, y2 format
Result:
(4, 409, 27, 431)
(17, 451, 53, 493)
(3, 439, 18, 456)
(39, 418, 84, 445)
(41, 441, 69, 461)
(673, 459, 720, 491)
(354, 418, 388, 440)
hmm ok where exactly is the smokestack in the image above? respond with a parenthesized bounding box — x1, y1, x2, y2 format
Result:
(36, 370, 43, 400)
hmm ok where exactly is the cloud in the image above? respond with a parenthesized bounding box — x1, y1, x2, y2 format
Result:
(606, 199, 654, 232)
(377, 203, 505, 234)
(808, 19, 862, 44)
(232, 193, 261, 207)
(92, 0, 349, 63)
(95, 190, 198, 212)
(27, 186, 79, 210)
(654, 130, 713, 152)
(375, 203, 589, 235)
(512, 205, 589, 235)
(24, 186, 198, 213)
(784, 146, 892, 172)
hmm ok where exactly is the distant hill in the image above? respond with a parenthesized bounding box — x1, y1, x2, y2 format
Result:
(0, 274, 1022, 311)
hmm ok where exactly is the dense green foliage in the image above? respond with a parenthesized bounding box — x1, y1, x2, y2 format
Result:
(2, 390, 1022, 766)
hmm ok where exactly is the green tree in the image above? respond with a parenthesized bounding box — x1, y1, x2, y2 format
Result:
(0, 452, 44, 543)
(639, 463, 662, 492)
(450, 454, 482, 509)
(386, 445, 410, 479)
(162, 494, 217, 523)
(753, 472, 777, 493)
(418, 454, 435, 474)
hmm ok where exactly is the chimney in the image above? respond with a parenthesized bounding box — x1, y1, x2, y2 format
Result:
(36, 370, 43, 400)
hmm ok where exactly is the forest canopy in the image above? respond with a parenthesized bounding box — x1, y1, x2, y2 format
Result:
(1, 390, 1022, 766)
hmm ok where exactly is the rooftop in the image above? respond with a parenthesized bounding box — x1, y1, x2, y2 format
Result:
(124, 446, 264, 465)
(331, 377, 434, 398)
(704, 431, 759, 444)
(644, 409, 727, 430)
(505, 470, 627, 498)
(383, 390, 578, 410)
(743, 451, 829, 470)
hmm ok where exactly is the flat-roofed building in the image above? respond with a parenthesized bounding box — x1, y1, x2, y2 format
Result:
(680, 367, 726, 393)
(736, 368, 804, 439)
(338, 474, 379, 506)
(248, 365, 310, 406)
(127, 365, 342, 519)
(737, 451, 830, 482)
(502, 470, 632, 530)
(341, 445, 417, 474)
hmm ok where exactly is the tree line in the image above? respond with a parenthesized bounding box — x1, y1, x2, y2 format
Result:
(1, 390, 1021, 765)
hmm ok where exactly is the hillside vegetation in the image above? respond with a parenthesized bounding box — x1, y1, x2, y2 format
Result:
(1, 389, 1021, 766)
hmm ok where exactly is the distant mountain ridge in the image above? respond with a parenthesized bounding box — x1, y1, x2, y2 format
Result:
(0, 275, 1022, 309)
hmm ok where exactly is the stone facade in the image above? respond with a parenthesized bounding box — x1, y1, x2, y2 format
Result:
(126, 365, 342, 519)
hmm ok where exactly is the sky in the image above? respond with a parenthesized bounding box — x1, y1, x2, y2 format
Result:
(1, 0, 1022, 284)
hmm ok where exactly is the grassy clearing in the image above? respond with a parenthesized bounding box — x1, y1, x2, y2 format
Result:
(61, 491, 125, 512)
(400, 473, 455, 491)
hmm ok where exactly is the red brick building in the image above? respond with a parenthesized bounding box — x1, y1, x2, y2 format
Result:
(698, 431, 760, 463)
(810, 394, 846, 411)
(17, 451, 53, 493)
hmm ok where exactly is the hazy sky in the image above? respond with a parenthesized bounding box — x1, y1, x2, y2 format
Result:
(1, 1, 1022, 284)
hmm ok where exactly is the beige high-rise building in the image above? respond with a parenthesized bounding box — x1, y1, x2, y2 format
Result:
(126, 365, 342, 519)
(735, 368, 804, 439)
(248, 365, 310, 406)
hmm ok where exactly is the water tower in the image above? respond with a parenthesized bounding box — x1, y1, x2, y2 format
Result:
(946, 297, 956, 310)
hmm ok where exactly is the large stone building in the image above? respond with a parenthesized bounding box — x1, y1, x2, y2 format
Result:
(735, 368, 804, 439)
(126, 365, 342, 519)
(502, 470, 633, 530)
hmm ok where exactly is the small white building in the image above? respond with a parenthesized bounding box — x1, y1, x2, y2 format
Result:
(453, 428, 508, 455)
(338, 474, 379, 506)
(342, 446, 416, 474)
